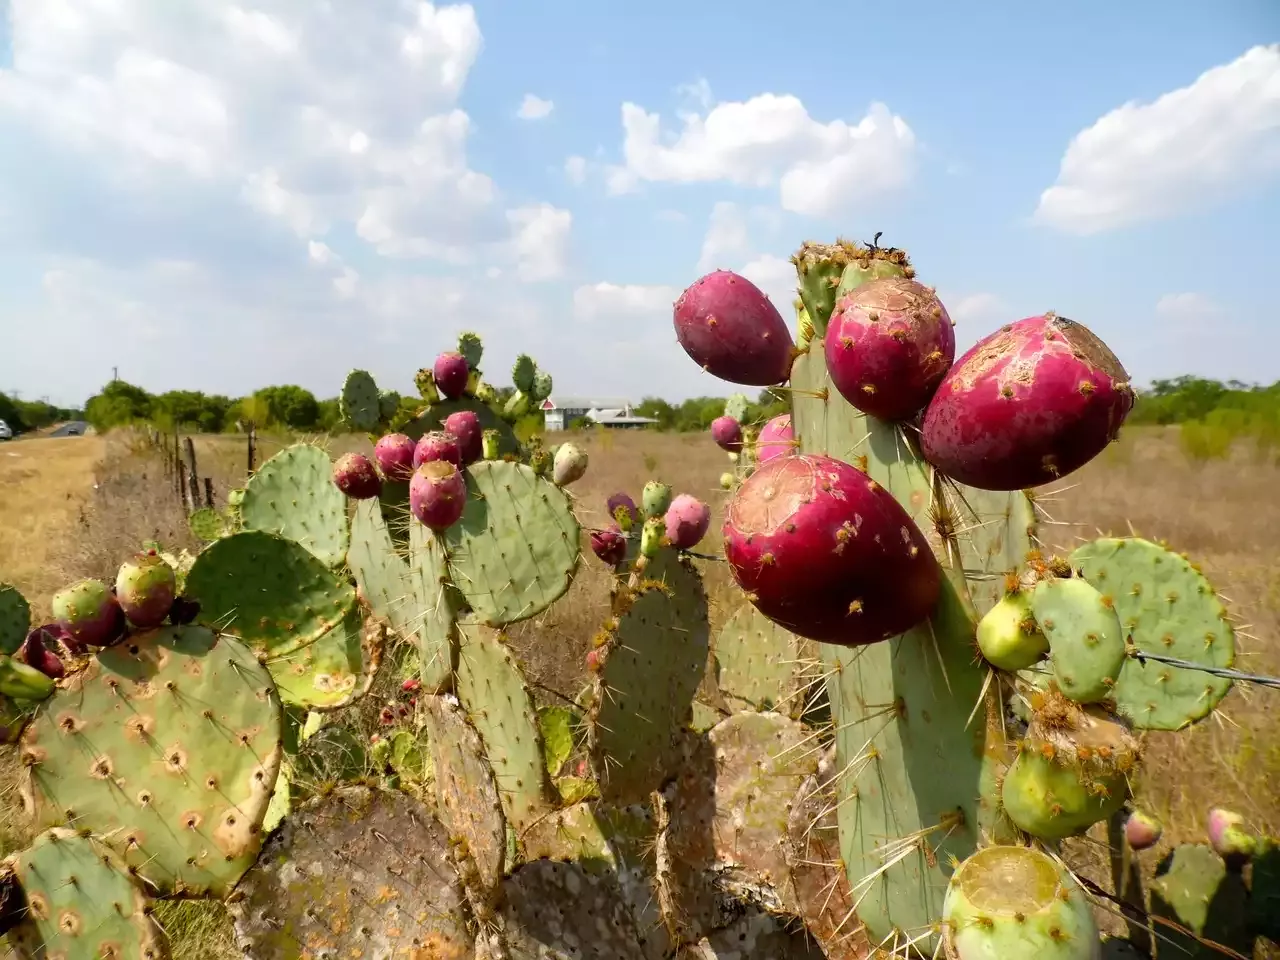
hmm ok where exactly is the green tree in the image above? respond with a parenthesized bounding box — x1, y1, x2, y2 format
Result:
(84, 380, 153, 431)
(252, 385, 320, 429)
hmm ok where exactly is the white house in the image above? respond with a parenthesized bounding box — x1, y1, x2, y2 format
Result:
(540, 396, 658, 431)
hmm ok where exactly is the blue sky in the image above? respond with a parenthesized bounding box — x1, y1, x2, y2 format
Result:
(0, 1, 1277, 408)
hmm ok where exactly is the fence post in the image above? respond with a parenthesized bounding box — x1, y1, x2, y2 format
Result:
(177, 459, 188, 509)
(203, 477, 215, 510)
(183, 437, 200, 515)
(247, 423, 257, 474)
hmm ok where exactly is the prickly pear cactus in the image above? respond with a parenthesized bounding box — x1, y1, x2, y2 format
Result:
(0, 582, 31, 656)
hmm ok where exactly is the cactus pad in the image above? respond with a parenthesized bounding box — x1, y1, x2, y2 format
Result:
(348, 499, 454, 692)
(444, 461, 580, 626)
(511, 354, 537, 394)
(499, 859, 649, 960)
(723, 392, 749, 422)
(421, 694, 506, 895)
(713, 603, 804, 713)
(240, 443, 350, 567)
(228, 786, 473, 960)
(185, 531, 356, 656)
(458, 331, 483, 369)
(339, 369, 381, 431)
(0, 582, 30, 656)
(1150, 844, 1252, 959)
(589, 571, 710, 805)
(20, 625, 283, 897)
(187, 506, 227, 542)
(265, 609, 383, 710)
(942, 845, 1099, 960)
(6, 829, 171, 960)
(1031, 577, 1126, 703)
(455, 623, 555, 832)
(1070, 536, 1235, 730)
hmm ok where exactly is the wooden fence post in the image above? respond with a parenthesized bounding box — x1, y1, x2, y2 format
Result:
(203, 477, 215, 510)
(247, 423, 257, 474)
(183, 437, 200, 515)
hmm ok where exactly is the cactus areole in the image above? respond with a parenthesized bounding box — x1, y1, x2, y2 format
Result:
(921, 312, 1133, 490)
(723, 453, 940, 645)
(673, 270, 795, 385)
(824, 276, 955, 421)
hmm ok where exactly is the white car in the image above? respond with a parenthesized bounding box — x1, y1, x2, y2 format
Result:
(0, 420, 11, 440)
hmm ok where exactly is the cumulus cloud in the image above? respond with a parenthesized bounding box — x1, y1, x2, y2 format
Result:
(607, 92, 917, 216)
(1035, 44, 1280, 234)
(507, 204, 572, 281)
(564, 155, 588, 184)
(517, 93, 555, 120)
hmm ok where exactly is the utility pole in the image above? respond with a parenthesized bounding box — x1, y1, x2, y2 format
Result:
(112, 366, 118, 382)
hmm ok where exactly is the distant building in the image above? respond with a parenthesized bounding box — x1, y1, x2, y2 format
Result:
(541, 396, 658, 431)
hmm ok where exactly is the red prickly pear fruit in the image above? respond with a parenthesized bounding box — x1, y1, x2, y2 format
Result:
(332, 453, 382, 500)
(168, 596, 200, 626)
(413, 431, 463, 470)
(433, 351, 470, 400)
(1207, 807, 1257, 866)
(921, 313, 1133, 490)
(664, 494, 710, 549)
(401, 678, 421, 693)
(755, 414, 793, 464)
(379, 707, 396, 725)
(114, 553, 176, 629)
(673, 270, 795, 386)
(586, 648, 603, 672)
(51, 579, 126, 648)
(20, 626, 66, 679)
(1123, 810, 1163, 851)
(443, 410, 483, 464)
(370, 733, 382, 744)
(409, 461, 467, 531)
(723, 454, 940, 645)
(825, 277, 956, 421)
(374, 433, 417, 481)
(606, 493, 639, 531)
(710, 416, 743, 453)
(575, 759, 587, 776)
(589, 525, 627, 566)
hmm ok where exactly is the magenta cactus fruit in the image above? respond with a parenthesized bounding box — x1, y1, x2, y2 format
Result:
(332, 452, 382, 499)
(664, 494, 711, 549)
(409, 461, 467, 531)
(433, 351, 470, 400)
(413, 430, 463, 470)
(50, 579, 125, 648)
(673, 270, 795, 385)
(710, 415, 744, 453)
(824, 276, 955, 421)
(1123, 810, 1163, 851)
(589, 525, 628, 567)
(114, 552, 176, 629)
(20, 626, 66, 679)
(1206, 807, 1257, 865)
(374, 433, 417, 481)
(921, 313, 1133, 490)
(723, 454, 940, 645)
(443, 410, 483, 465)
(755, 414, 794, 463)
(606, 493, 639, 532)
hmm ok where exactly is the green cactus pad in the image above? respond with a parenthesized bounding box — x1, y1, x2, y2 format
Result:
(239, 443, 350, 567)
(185, 531, 356, 657)
(228, 786, 473, 960)
(187, 506, 227, 542)
(713, 603, 804, 713)
(421, 694, 506, 895)
(790, 336, 1035, 943)
(589, 568, 710, 806)
(1001, 746, 1126, 841)
(339, 369, 381, 431)
(1031, 577, 1126, 703)
(786, 772, 874, 960)
(0, 655, 54, 702)
(347, 499, 454, 693)
(531, 369, 553, 403)
(794, 241, 867, 335)
(457, 331, 483, 369)
(724, 392, 749, 422)
(511, 354, 537, 394)
(20, 625, 283, 897)
(1249, 839, 1280, 942)
(1150, 844, 1252, 959)
(378, 388, 399, 421)
(443, 461, 580, 627)
(455, 623, 555, 832)
(693, 910, 827, 958)
(0, 582, 30, 656)
(943, 845, 1099, 960)
(500, 859, 649, 960)
(6, 829, 171, 960)
(537, 705, 579, 778)
(388, 728, 429, 782)
(265, 609, 382, 710)
(291, 722, 368, 787)
(1070, 536, 1236, 730)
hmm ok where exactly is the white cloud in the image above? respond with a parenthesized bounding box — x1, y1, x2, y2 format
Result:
(697, 201, 751, 271)
(573, 282, 680, 321)
(609, 93, 917, 215)
(517, 93, 554, 120)
(564, 155, 587, 185)
(507, 204, 572, 281)
(1035, 44, 1280, 234)
(946, 292, 1007, 326)
(1155, 292, 1225, 323)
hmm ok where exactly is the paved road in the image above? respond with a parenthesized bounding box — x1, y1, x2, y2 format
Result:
(48, 421, 89, 438)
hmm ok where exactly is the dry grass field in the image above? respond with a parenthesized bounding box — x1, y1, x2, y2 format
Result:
(0, 424, 1276, 956)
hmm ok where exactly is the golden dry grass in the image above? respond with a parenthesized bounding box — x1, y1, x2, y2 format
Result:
(0, 423, 1276, 957)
